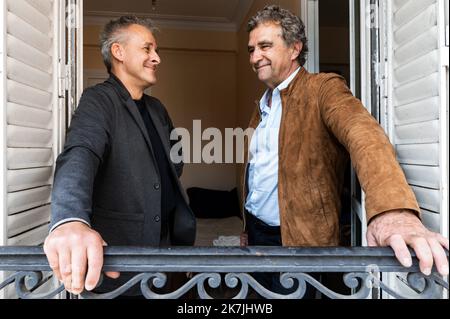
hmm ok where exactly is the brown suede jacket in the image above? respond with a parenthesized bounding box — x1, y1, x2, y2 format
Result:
(241, 68, 420, 246)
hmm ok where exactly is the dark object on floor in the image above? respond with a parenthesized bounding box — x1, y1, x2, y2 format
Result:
(187, 187, 241, 219)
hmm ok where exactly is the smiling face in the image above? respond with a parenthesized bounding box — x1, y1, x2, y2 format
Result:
(248, 22, 301, 89)
(111, 24, 161, 94)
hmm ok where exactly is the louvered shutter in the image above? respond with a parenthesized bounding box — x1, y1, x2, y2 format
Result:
(381, 0, 448, 298)
(389, 0, 447, 239)
(1, 0, 57, 247)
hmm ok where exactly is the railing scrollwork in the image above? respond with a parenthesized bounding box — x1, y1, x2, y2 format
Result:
(0, 247, 448, 299)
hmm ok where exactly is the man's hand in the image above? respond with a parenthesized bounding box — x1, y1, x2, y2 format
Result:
(43, 222, 120, 295)
(367, 210, 449, 276)
(240, 232, 248, 247)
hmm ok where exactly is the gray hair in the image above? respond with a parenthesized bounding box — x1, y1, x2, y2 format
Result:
(247, 5, 308, 67)
(100, 16, 158, 73)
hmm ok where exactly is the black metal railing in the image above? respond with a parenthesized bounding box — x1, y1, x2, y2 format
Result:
(0, 246, 448, 299)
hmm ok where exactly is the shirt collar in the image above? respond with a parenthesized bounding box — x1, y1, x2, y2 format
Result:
(259, 67, 301, 111)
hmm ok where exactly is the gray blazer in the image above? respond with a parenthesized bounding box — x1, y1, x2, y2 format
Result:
(50, 74, 196, 247)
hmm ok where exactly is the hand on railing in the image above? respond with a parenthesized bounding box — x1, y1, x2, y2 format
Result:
(240, 232, 248, 247)
(367, 209, 449, 277)
(43, 221, 120, 295)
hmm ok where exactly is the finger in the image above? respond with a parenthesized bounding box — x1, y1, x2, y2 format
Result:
(59, 249, 72, 292)
(427, 238, 449, 276)
(84, 244, 104, 291)
(101, 240, 120, 279)
(409, 237, 434, 276)
(435, 234, 449, 251)
(71, 248, 87, 295)
(105, 271, 121, 279)
(388, 234, 412, 267)
(44, 246, 62, 282)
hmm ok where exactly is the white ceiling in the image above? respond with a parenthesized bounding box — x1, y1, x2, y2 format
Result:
(84, 0, 254, 31)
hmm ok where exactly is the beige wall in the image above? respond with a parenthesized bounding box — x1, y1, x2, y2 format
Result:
(84, 25, 238, 191)
(83, 1, 301, 192)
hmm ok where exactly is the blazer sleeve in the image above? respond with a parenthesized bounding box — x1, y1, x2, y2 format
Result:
(50, 88, 113, 231)
(317, 73, 420, 223)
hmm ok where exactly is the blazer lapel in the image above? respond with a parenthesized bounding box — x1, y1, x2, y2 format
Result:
(145, 97, 181, 179)
(145, 97, 171, 155)
(106, 75, 157, 162)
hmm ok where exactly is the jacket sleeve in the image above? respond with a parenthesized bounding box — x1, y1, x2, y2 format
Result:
(317, 74, 420, 223)
(50, 88, 113, 231)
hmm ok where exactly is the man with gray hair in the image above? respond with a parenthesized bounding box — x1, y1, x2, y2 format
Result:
(242, 5, 448, 296)
(43, 16, 196, 296)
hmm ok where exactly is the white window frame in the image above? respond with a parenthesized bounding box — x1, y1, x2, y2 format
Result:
(300, 0, 320, 73)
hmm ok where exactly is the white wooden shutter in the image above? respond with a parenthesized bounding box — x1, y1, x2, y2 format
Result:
(380, 0, 448, 298)
(0, 0, 59, 247)
(388, 0, 448, 236)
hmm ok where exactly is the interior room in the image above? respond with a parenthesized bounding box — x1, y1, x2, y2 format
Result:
(82, 0, 352, 246)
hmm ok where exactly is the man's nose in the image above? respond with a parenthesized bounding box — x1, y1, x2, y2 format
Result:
(152, 51, 161, 65)
(250, 48, 262, 65)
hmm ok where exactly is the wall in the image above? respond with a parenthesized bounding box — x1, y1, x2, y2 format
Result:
(83, 25, 238, 191)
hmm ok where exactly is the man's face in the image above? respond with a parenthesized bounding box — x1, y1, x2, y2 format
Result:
(248, 22, 301, 89)
(119, 24, 161, 88)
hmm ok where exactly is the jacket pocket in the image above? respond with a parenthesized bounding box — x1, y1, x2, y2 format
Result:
(93, 207, 145, 221)
(91, 207, 144, 245)
(310, 184, 331, 229)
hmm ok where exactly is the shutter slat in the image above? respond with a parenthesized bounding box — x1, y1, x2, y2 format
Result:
(7, 57, 52, 92)
(394, 0, 436, 27)
(7, 224, 49, 246)
(7, 102, 53, 130)
(411, 186, 440, 213)
(394, 50, 439, 85)
(402, 164, 440, 189)
(395, 120, 439, 145)
(7, 205, 50, 237)
(393, 0, 409, 10)
(393, 72, 439, 106)
(7, 186, 51, 215)
(7, 167, 53, 193)
(7, 148, 53, 170)
(394, 96, 439, 126)
(394, 26, 438, 66)
(7, 125, 52, 148)
(421, 209, 440, 233)
(6, 12, 52, 54)
(26, 0, 53, 17)
(7, 80, 52, 110)
(394, 5, 437, 46)
(396, 143, 439, 166)
(7, 0, 51, 35)
(7, 35, 52, 73)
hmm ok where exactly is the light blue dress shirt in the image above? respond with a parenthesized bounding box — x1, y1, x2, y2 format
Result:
(245, 67, 301, 226)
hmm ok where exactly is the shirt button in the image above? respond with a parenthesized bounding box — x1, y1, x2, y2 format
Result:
(154, 215, 161, 222)
(154, 183, 160, 190)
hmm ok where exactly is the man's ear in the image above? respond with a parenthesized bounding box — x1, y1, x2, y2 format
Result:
(111, 43, 125, 63)
(291, 42, 303, 61)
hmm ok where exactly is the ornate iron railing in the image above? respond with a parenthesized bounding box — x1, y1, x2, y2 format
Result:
(0, 246, 448, 299)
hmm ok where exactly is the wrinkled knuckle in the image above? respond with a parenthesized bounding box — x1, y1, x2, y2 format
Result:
(61, 267, 72, 277)
(85, 232, 102, 245)
(49, 262, 60, 270)
(71, 283, 84, 291)
(72, 266, 86, 275)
